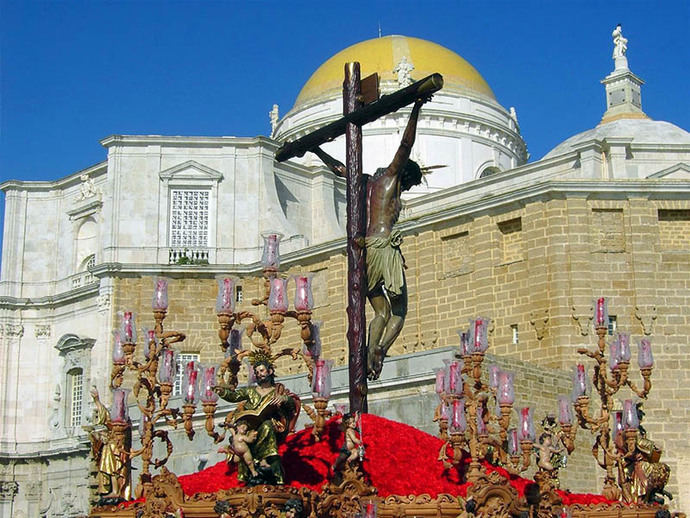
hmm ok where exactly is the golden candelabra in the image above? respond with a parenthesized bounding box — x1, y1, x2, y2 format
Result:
(434, 318, 535, 483)
(99, 233, 334, 500)
(572, 298, 655, 502)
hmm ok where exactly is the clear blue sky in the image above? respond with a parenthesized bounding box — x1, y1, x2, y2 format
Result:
(1, 0, 689, 260)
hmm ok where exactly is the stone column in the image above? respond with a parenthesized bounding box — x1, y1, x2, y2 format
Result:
(0, 480, 19, 517)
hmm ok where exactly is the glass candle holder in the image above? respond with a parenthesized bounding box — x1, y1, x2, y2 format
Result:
(434, 368, 446, 395)
(268, 277, 289, 312)
(558, 395, 573, 425)
(497, 370, 515, 405)
(199, 364, 219, 404)
(622, 399, 639, 430)
(517, 407, 535, 442)
(571, 364, 589, 400)
(638, 338, 654, 368)
(152, 277, 169, 311)
(469, 317, 489, 353)
(450, 398, 467, 433)
(440, 400, 450, 420)
(110, 388, 130, 423)
(139, 411, 150, 440)
(261, 232, 282, 269)
(609, 337, 620, 371)
(508, 428, 521, 455)
(612, 410, 624, 447)
(215, 278, 236, 315)
(457, 329, 470, 356)
(112, 331, 125, 365)
(142, 329, 157, 360)
(312, 358, 333, 398)
(293, 273, 314, 312)
(227, 328, 243, 358)
(617, 332, 631, 362)
(444, 359, 463, 396)
(488, 364, 500, 389)
(120, 311, 136, 344)
(594, 297, 609, 328)
(183, 360, 199, 405)
(158, 349, 177, 384)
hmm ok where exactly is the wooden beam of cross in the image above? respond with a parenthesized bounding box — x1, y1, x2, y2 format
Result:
(275, 66, 443, 413)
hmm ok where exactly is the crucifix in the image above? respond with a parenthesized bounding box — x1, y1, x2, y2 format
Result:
(276, 64, 443, 413)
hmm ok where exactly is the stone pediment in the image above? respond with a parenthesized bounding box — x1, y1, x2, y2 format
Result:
(158, 160, 223, 182)
(647, 162, 690, 179)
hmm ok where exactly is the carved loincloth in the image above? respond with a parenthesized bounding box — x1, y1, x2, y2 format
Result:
(366, 230, 405, 296)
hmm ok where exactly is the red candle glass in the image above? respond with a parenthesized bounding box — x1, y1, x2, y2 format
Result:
(152, 278, 169, 311)
(268, 277, 289, 312)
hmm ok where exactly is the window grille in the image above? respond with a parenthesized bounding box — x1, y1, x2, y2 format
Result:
(236, 285, 243, 303)
(69, 369, 84, 427)
(608, 315, 617, 336)
(174, 353, 200, 396)
(170, 190, 209, 248)
(511, 324, 519, 344)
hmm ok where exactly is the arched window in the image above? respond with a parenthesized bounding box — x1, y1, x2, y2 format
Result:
(75, 218, 98, 272)
(479, 166, 501, 179)
(80, 254, 96, 272)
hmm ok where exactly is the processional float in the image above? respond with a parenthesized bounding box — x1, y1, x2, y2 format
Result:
(87, 68, 682, 518)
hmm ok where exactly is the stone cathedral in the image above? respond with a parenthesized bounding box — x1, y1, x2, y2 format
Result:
(1, 32, 689, 517)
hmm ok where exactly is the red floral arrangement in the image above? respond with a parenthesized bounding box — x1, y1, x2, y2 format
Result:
(175, 413, 613, 506)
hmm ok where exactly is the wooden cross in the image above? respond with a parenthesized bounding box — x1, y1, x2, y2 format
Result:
(276, 64, 443, 413)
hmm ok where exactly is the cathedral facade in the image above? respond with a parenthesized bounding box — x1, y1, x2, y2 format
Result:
(1, 34, 689, 516)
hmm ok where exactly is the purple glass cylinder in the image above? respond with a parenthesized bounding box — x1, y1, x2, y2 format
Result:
(497, 370, 515, 405)
(440, 401, 450, 420)
(622, 399, 639, 430)
(638, 338, 654, 368)
(183, 360, 199, 405)
(312, 358, 333, 398)
(572, 364, 589, 400)
(152, 278, 169, 311)
(268, 277, 289, 312)
(215, 278, 235, 315)
(517, 407, 535, 442)
(434, 368, 446, 395)
(158, 349, 177, 384)
(609, 337, 620, 371)
(139, 411, 150, 440)
(445, 359, 463, 395)
(558, 395, 573, 425)
(488, 364, 500, 389)
(261, 233, 282, 269)
(143, 329, 157, 360)
(110, 388, 130, 423)
(225, 327, 243, 359)
(617, 332, 631, 362)
(293, 274, 314, 311)
(469, 317, 489, 353)
(594, 297, 609, 327)
(120, 311, 136, 344)
(457, 330, 470, 356)
(507, 428, 521, 455)
(200, 364, 219, 404)
(612, 410, 624, 446)
(112, 331, 125, 365)
(450, 399, 467, 433)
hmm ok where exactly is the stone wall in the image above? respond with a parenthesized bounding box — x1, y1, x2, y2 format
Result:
(106, 193, 690, 505)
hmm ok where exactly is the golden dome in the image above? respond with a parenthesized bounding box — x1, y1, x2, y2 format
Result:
(294, 35, 495, 108)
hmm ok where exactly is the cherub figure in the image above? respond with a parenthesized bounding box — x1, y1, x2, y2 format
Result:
(219, 420, 266, 481)
(332, 412, 363, 474)
(536, 432, 564, 472)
